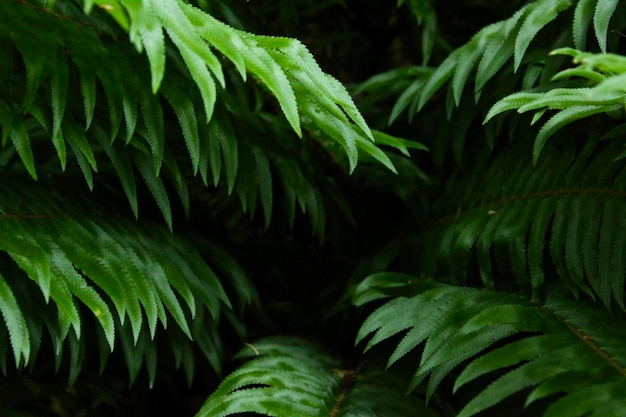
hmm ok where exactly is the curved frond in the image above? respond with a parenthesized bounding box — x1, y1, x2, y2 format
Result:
(354, 278, 626, 417)
(0, 178, 243, 384)
(196, 336, 435, 417)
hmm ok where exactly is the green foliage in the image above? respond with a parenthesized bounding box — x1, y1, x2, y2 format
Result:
(197, 336, 435, 417)
(485, 47, 626, 163)
(2, 0, 626, 416)
(354, 276, 626, 417)
(0, 177, 241, 386)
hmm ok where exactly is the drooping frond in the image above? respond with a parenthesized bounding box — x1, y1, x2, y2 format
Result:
(196, 336, 436, 417)
(0, 0, 405, 233)
(0, 177, 253, 385)
(386, 0, 626, 123)
(416, 137, 626, 311)
(354, 274, 626, 417)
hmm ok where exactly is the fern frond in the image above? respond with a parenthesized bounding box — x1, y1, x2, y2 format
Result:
(106, 0, 380, 167)
(485, 49, 626, 163)
(417, 138, 626, 311)
(0, 178, 241, 383)
(416, 0, 569, 111)
(196, 336, 434, 417)
(354, 278, 626, 417)
(397, 0, 626, 122)
(1, 0, 396, 232)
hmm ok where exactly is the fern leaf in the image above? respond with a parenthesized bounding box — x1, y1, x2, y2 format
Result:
(516, 88, 623, 113)
(593, 0, 619, 53)
(209, 116, 238, 193)
(418, 49, 460, 110)
(163, 85, 201, 174)
(89, 0, 130, 30)
(514, 0, 573, 71)
(139, 10, 166, 94)
(543, 380, 626, 417)
(180, 5, 247, 79)
(267, 36, 370, 139)
(355, 136, 397, 174)
(50, 49, 69, 170)
(419, 324, 517, 400)
(242, 43, 301, 137)
(95, 130, 139, 219)
(483, 92, 540, 124)
(597, 196, 621, 310)
(525, 369, 613, 408)
(69, 53, 97, 130)
(8, 119, 37, 180)
(474, 7, 526, 94)
(138, 96, 165, 174)
(63, 119, 98, 172)
(13, 37, 54, 113)
(95, 65, 124, 141)
(452, 26, 496, 106)
(550, 67, 607, 83)
(134, 150, 173, 231)
(0, 271, 30, 367)
(564, 197, 593, 298)
(156, 0, 225, 88)
(389, 77, 425, 124)
(299, 98, 359, 172)
(573, 0, 596, 49)
(122, 91, 138, 143)
(169, 30, 217, 123)
(0, 99, 12, 146)
(197, 337, 427, 417)
(91, 219, 162, 339)
(55, 254, 115, 350)
(454, 334, 569, 392)
(457, 348, 584, 417)
(533, 104, 621, 164)
(352, 272, 417, 306)
(12, 248, 81, 342)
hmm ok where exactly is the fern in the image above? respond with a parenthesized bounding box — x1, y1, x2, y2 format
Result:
(415, 137, 626, 311)
(485, 48, 626, 163)
(0, 177, 252, 385)
(354, 275, 626, 417)
(381, 0, 626, 124)
(196, 336, 435, 417)
(0, 0, 401, 233)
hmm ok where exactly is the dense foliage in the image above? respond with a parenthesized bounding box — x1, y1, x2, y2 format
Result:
(1, 0, 626, 416)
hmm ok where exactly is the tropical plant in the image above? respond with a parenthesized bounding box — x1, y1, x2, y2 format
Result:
(1, 0, 626, 416)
